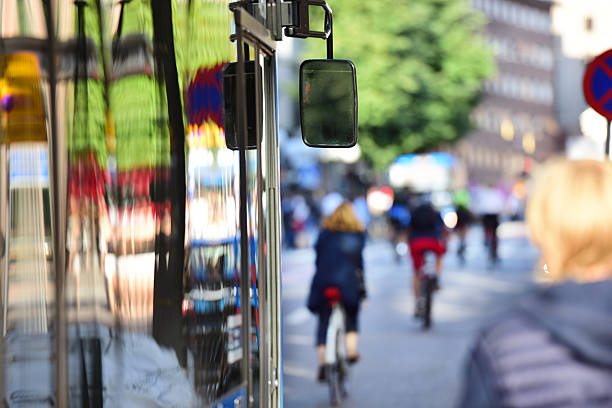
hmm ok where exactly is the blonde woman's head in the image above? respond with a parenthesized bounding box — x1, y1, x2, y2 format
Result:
(321, 202, 365, 233)
(527, 158, 612, 282)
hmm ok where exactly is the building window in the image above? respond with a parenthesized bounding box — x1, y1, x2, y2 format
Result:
(527, 9, 536, 30)
(519, 5, 528, 29)
(501, 0, 509, 22)
(520, 79, 530, 100)
(482, 0, 490, 15)
(512, 77, 521, 99)
(492, 0, 501, 20)
(539, 12, 548, 33)
(510, 3, 518, 26)
(544, 14, 551, 33)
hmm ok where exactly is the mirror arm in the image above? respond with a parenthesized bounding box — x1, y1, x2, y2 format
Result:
(282, 0, 333, 59)
(326, 10, 333, 59)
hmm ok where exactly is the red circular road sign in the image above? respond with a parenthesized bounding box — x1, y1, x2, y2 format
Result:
(583, 49, 612, 120)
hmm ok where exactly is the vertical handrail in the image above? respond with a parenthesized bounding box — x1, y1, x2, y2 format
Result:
(265, 54, 283, 408)
(255, 51, 269, 408)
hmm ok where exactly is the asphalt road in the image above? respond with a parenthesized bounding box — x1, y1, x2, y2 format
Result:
(281, 223, 539, 408)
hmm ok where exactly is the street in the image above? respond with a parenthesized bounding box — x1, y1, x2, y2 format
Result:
(282, 223, 540, 407)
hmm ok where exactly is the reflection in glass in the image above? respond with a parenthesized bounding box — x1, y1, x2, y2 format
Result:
(64, 0, 189, 405)
(0, 49, 55, 404)
(179, 0, 256, 403)
(0, 0, 262, 405)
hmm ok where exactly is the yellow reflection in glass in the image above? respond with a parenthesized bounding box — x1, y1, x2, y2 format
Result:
(500, 118, 514, 141)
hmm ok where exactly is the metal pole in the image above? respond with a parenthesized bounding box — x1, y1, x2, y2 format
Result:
(264, 53, 282, 408)
(42, 1, 68, 405)
(606, 119, 611, 159)
(253, 48, 268, 408)
(235, 23, 252, 407)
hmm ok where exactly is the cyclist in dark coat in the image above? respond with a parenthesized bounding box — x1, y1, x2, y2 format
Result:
(307, 202, 366, 381)
(459, 159, 612, 407)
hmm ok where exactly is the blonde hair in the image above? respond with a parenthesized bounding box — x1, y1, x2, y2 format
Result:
(527, 158, 612, 281)
(321, 202, 365, 233)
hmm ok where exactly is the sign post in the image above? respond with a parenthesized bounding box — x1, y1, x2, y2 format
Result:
(606, 119, 610, 158)
(583, 49, 612, 158)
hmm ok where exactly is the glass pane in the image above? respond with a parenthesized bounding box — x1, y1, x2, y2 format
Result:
(177, 0, 253, 404)
(61, 0, 185, 405)
(1, 1, 256, 406)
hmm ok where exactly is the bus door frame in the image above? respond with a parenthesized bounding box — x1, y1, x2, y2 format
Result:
(232, 6, 283, 408)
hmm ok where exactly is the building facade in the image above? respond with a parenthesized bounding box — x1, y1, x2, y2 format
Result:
(456, 0, 562, 183)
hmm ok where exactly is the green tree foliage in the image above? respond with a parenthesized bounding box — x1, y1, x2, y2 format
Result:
(305, 0, 494, 168)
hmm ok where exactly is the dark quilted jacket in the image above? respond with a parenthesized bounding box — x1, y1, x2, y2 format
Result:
(307, 229, 365, 312)
(459, 281, 612, 408)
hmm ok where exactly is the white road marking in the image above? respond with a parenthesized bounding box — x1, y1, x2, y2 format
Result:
(284, 364, 314, 379)
(285, 334, 313, 347)
(285, 307, 313, 326)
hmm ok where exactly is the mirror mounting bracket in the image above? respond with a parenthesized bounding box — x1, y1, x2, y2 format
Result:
(281, 0, 333, 59)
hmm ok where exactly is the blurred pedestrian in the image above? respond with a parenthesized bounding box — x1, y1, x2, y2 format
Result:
(459, 159, 612, 407)
(281, 189, 296, 248)
(291, 194, 311, 247)
(389, 202, 411, 262)
(307, 202, 366, 382)
(474, 183, 505, 263)
(453, 189, 473, 264)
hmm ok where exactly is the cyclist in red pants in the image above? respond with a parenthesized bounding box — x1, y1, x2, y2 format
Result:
(408, 196, 447, 315)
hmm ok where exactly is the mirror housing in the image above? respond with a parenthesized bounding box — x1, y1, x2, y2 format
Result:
(222, 61, 259, 150)
(299, 59, 357, 148)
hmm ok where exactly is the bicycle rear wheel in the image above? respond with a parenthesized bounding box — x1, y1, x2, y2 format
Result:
(422, 278, 433, 329)
(327, 327, 344, 406)
(325, 305, 347, 406)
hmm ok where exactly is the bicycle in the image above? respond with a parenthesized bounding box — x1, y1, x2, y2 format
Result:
(417, 252, 438, 330)
(323, 286, 348, 406)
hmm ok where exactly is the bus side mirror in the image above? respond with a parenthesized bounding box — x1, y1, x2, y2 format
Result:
(299, 59, 357, 148)
(222, 61, 259, 150)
